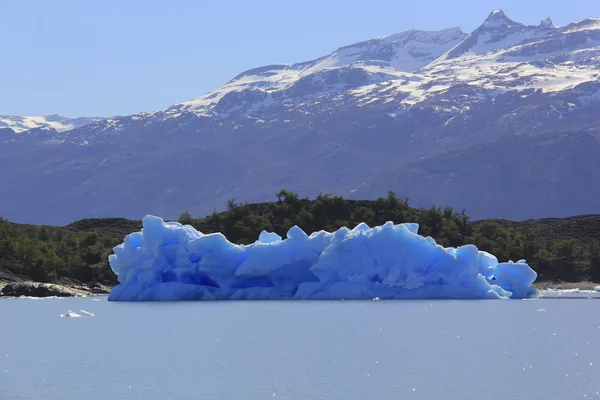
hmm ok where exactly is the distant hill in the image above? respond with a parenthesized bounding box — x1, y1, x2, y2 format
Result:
(1, 192, 599, 287)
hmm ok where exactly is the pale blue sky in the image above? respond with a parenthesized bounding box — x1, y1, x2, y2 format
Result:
(1, 0, 598, 117)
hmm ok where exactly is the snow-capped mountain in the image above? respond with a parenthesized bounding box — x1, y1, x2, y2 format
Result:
(437, 10, 554, 61)
(0, 114, 104, 134)
(172, 27, 467, 115)
(1, 10, 600, 225)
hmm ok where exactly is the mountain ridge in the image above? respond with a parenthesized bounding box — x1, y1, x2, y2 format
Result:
(1, 10, 599, 225)
(0, 114, 105, 134)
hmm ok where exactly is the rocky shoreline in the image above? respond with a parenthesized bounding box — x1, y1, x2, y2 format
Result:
(1, 277, 598, 299)
(532, 281, 600, 291)
(0, 275, 110, 299)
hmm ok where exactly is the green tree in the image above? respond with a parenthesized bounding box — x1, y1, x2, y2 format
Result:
(552, 239, 580, 281)
(226, 198, 238, 211)
(351, 207, 376, 225)
(83, 245, 102, 265)
(553, 239, 578, 262)
(276, 189, 300, 205)
(177, 210, 194, 225)
(81, 232, 99, 247)
(37, 227, 50, 241)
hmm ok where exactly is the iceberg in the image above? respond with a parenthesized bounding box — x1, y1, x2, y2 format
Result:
(108, 215, 539, 301)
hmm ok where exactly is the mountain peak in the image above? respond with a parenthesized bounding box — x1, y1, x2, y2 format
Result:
(482, 9, 522, 29)
(539, 17, 558, 29)
(436, 10, 530, 61)
(44, 114, 65, 121)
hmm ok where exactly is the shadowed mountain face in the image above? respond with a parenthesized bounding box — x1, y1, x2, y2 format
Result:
(2, 10, 600, 225)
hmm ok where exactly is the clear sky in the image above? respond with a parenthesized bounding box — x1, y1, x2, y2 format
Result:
(1, 0, 598, 117)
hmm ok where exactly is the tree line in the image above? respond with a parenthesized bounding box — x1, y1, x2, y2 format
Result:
(1, 190, 599, 285)
(180, 190, 600, 283)
(0, 220, 119, 283)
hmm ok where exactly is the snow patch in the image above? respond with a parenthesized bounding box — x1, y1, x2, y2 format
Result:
(0, 115, 104, 134)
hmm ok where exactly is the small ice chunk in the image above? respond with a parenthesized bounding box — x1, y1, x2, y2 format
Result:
(79, 310, 95, 317)
(60, 310, 81, 318)
(594, 286, 600, 292)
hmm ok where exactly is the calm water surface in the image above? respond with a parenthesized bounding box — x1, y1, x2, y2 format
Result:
(1, 297, 599, 400)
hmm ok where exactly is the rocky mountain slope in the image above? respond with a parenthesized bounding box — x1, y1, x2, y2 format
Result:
(1, 10, 599, 225)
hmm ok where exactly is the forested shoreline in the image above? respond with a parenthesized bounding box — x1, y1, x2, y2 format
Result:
(1, 190, 599, 287)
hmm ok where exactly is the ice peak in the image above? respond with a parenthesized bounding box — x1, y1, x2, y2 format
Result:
(539, 17, 558, 29)
(481, 9, 521, 29)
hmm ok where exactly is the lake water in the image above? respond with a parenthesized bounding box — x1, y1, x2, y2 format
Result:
(1, 296, 599, 400)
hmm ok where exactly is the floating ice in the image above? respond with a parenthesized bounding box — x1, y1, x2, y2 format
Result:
(60, 309, 95, 317)
(595, 286, 600, 292)
(108, 215, 539, 301)
(60, 310, 81, 318)
(79, 310, 95, 317)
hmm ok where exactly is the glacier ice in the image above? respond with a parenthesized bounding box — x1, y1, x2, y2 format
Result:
(60, 310, 81, 318)
(78, 310, 95, 317)
(107, 215, 539, 301)
(60, 309, 95, 318)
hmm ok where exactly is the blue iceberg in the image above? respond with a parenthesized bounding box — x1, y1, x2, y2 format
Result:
(107, 215, 539, 301)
